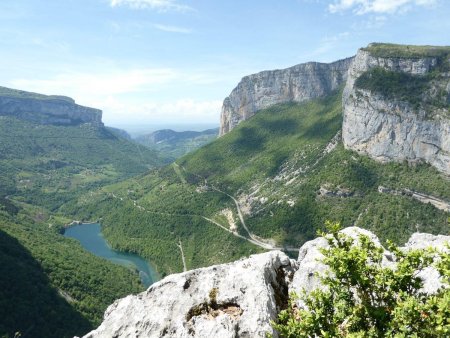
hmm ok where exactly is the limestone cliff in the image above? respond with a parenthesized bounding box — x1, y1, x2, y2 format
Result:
(0, 86, 102, 126)
(219, 58, 353, 135)
(82, 228, 449, 338)
(342, 44, 450, 175)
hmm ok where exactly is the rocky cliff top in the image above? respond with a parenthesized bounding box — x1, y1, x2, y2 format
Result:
(219, 57, 353, 135)
(0, 86, 102, 126)
(362, 42, 450, 59)
(82, 227, 449, 338)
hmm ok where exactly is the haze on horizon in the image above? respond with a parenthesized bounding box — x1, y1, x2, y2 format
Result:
(1, 0, 449, 128)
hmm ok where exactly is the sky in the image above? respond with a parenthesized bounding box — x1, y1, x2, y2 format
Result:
(0, 0, 449, 130)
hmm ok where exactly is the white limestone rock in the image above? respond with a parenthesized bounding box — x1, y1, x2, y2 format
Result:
(405, 232, 450, 251)
(342, 46, 450, 175)
(290, 227, 394, 303)
(219, 58, 353, 135)
(82, 251, 296, 338)
(83, 228, 449, 338)
(290, 227, 450, 303)
(290, 236, 329, 298)
(404, 232, 450, 293)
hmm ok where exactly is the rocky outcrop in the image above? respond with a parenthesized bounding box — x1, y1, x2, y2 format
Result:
(290, 227, 449, 299)
(290, 227, 396, 306)
(82, 228, 449, 338)
(377, 186, 450, 212)
(219, 58, 353, 135)
(83, 251, 296, 338)
(342, 45, 450, 175)
(0, 86, 102, 126)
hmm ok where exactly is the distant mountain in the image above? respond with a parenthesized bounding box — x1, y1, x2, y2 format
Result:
(342, 43, 450, 176)
(135, 127, 219, 160)
(0, 86, 102, 126)
(106, 126, 132, 140)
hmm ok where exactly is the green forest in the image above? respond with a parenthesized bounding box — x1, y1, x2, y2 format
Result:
(62, 91, 449, 277)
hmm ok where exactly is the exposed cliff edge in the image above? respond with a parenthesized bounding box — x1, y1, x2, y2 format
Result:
(342, 43, 450, 175)
(0, 86, 102, 126)
(82, 228, 449, 338)
(219, 57, 353, 135)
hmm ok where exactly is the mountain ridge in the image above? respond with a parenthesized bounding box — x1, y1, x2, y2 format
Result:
(135, 127, 219, 160)
(0, 85, 102, 126)
(219, 43, 450, 175)
(219, 57, 353, 135)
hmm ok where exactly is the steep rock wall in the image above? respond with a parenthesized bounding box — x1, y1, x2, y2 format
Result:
(219, 58, 353, 135)
(0, 87, 102, 126)
(342, 46, 450, 175)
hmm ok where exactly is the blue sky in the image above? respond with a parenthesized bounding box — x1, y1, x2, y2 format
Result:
(1, 0, 449, 128)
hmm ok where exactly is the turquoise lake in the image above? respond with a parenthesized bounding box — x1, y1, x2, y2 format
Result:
(64, 223, 158, 287)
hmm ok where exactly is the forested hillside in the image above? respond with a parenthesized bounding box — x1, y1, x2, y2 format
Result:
(0, 116, 163, 337)
(64, 89, 449, 276)
(0, 116, 163, 215)
(0, 212, 143, 338)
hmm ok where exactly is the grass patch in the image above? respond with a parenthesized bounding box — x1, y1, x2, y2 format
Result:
(362, 43, 450, 59)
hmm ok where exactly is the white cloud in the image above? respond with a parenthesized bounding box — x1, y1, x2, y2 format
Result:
(11, 68, 178, 98)
(154, 24, 191, 34)
(110, 0, 192, 12)
(143, 99, 221, 122)
(302, 32, 350, 60)
(329, 0, 437, 14)
(9, 67, 223, 124)
(98, 96, 222, 125)
(30, 38, 71, 52)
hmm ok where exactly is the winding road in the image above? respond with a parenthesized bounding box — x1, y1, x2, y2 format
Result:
(177, 164, 299, 252)
(106, 163, 299, 259)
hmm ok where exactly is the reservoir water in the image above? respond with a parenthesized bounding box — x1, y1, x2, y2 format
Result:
(64, 223, 158, 287)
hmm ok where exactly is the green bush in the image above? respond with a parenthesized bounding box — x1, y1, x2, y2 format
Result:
(272, 222, 450, 337)
(355, 67, 430, 107)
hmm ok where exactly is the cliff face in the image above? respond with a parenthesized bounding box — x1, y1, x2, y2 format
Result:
(219, 58, 353, 135)
(82, 228, 449, 338)
(342, 45, 450, 175)
(0, 86, 102, 126)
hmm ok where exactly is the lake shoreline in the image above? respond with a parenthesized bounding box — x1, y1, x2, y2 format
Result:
(64, 223, 160, 288)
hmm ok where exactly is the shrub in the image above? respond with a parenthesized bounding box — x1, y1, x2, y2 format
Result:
(271, 222, 450, 337)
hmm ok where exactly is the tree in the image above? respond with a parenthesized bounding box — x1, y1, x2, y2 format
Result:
(272, 222, 450, 337)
